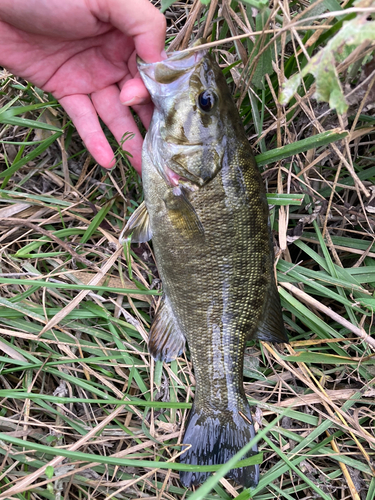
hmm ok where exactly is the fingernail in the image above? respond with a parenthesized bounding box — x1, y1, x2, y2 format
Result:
(122, 96, 140, 106)
(160, 50, 167, 60)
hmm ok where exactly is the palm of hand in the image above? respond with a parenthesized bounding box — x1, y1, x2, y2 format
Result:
(0, 11, 157, 172)
(10, 28, 132, 97)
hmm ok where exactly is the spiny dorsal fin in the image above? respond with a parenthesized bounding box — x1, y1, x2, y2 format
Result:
(252, 282, 289, 344)
(163, 187, 204, 239)
(149, 298, 186, 362)
(119, 201, 152, 244)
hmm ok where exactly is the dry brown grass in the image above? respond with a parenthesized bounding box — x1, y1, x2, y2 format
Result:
(0, 1, 374, 499)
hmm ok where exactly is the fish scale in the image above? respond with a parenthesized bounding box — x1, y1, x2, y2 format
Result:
(121, 41, 288, 488)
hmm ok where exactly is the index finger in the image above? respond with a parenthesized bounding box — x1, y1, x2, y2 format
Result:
(91, 0, 166, 63)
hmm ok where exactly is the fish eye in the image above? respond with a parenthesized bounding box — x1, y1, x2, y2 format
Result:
(197, 90, 217, 113)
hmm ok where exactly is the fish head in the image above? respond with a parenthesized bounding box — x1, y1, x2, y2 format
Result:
(138, 42, 235, 188)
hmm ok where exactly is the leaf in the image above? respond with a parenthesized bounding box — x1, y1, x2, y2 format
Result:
(0, 95, 21, 114)
(0, 391, 192, 408)
(45, 466, 54, 479)
(240, 0, 268, 8)
(356, 298, 375, 312)
(0, 296, 46, 324)
(0, 102, 61, 131)
(266, 193, 305, 206)
(279, 73, 301, 104)
(250, 8, 274, 89)
(235, 490, 252, 500)
(255, 129, 348, 166)
(0, 339, 28, 362)
(323, 0, 342, 12)
(299, 0, 341, 23)
(280, 14, 375, 113)
(15, 229, 86, 257)
(161, 0, 178, 12)
(0, 115, 62, 132)
(0, 189, 72, 206)
(0, 277, 160, 296)
(263, 435, 334, 500)
(0, 102, 58, 117)
(80, 201, 113, 245)
(366, 478, 375, 500)
(0, 431, 262, 472)
(0, 131, 62, 179)
(282, 352, 373, 365)
(307, 50, 347, 114)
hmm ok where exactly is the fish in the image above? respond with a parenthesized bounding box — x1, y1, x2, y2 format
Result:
(120, 39, 288, 488)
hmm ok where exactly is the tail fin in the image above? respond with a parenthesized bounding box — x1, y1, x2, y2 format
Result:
(179, 401, 259, 488)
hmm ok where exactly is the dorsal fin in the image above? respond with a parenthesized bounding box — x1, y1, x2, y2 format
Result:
(119, 201, 152, 244)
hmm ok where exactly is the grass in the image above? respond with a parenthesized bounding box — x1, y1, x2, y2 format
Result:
(0, 0, 375, 499)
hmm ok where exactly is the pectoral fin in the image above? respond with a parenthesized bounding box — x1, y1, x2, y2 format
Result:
(164, 187, 204, 239)
(119, 201, 152, 244)
(252, 282, 289, 343)
(149, 298, 186, 362)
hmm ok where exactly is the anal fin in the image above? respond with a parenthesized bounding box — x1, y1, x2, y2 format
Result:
(119, 201, 152, 244)
(253, 281, 289, 344)
(149, 298, 186, 362)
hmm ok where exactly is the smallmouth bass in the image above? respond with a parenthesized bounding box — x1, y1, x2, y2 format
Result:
(121, 40, 288, 488)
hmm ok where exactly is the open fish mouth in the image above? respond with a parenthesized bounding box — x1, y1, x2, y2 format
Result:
(137, 44, 206, 85)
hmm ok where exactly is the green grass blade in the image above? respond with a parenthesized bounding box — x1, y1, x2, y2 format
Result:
(187, 411, 288, 500)
(266, 193, 304, 205)
(0, 432, 261, 472)
(255, 130, 348, 166)
(0, 277, 159, 295)
(0, 115, 62, 131)
(80, 201, 113, 244)
(0, 131, 62, 179)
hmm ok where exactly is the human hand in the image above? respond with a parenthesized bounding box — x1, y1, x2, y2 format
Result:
(0, 0, 166, 174)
